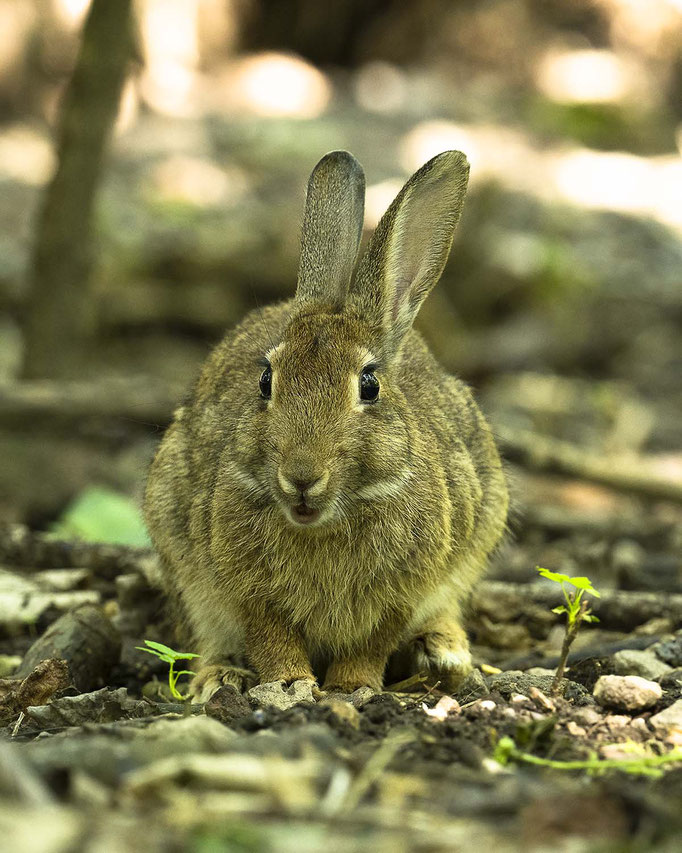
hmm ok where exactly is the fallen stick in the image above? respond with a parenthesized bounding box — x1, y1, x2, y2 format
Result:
(0, 523, 157, 581)
(498, 425, 682, 504)
(0, 377, 182, 429)
(472, 580, 682, 633)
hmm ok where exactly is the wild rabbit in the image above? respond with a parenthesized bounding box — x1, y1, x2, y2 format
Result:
(144, 149, 508, 701)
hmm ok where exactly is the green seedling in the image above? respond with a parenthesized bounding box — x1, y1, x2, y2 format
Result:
(136, 639, 200, 701)
(494, 736, 682, 778)
(536, 567, 600, 695)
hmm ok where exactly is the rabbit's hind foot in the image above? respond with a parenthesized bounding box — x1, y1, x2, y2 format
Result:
(190, 663, 257, 703)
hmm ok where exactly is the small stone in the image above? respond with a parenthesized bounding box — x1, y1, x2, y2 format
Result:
(654, 634, 682, 668)
(479, 699, 496, 711)
(649, 698, 682, 743)
(455, 668, 488, 702)
(348, 686, 376, 708)
(526, 668, 556, 677)
(572, 707, 602, 726)
(486, 670, 588, 702)
(528, 686, 555, 712)
(204, 685, 252, 726)
(247, 679, 315, 711)
(660, 669, 682, 689)
(422, 695, 460, 720)
(319, 697, 361, 728)
(612, 649, 672, 681)
(593, 675, 662, 712)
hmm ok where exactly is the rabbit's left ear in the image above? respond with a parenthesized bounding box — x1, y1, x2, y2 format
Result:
(296, 150, 365, 308)
(350, 151, 469, 354)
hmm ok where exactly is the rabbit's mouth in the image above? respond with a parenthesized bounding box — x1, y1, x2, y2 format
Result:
(289, 502, 322, 526)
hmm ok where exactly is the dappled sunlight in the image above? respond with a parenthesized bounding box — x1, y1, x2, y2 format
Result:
(400, 120, 682, 233)
(148, 155, 249, 208)
(0, 124, 54, 184)
(535, 49, 634, 104)
(51, 0, 91, 29)
(354, 61, 407, 114)
(364, 179, 403, 228)
(219, 52, 331, 118)
(599, 0, 682, 54)
(139, 0, 201, 117)
(401, 121, 483, 173)
(552, 149, 682, 229)
(0, 1, 34, 75)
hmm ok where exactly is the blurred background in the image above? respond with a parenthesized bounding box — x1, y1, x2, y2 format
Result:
(0, 0, 681, 540)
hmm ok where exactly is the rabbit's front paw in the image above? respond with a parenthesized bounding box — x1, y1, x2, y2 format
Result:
(190, 664, 257, 703)
(413, 630, 473, 692)
(322, 659, 384, 693)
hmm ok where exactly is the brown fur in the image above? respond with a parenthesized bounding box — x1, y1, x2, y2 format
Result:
(144, 150, 508, 699)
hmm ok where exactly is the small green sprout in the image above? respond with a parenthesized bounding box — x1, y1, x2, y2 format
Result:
(536, 567, 601, 695)
(136, 639, 200, 701)
(494, 736, 682, 778)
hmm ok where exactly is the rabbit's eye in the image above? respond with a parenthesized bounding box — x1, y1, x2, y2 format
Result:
(360, 370, 380, 402)
(259, 365, 272, 399)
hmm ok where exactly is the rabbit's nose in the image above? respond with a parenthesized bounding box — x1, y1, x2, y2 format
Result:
(278, 467, 329, 498)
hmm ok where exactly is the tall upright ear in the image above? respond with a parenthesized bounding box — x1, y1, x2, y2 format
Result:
(349, 150, 469, 354)
(296, 150, 365, 307)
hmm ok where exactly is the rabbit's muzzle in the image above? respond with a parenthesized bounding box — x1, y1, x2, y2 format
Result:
(276, 459, 332, 527)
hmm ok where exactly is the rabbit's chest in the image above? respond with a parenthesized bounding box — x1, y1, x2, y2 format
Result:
(259, 538, 420, 648)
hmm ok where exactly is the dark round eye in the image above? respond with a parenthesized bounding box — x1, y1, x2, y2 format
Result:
(259, 365, 272, 399)
(360, 370, 380, 402)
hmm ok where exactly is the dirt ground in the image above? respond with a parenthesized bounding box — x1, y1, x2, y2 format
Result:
(1, 467, 681, 853)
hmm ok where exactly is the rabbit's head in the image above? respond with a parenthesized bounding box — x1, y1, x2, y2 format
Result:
(239, 150, 469, 529)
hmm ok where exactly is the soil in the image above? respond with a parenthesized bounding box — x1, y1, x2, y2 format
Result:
(1, 479, 681, 853)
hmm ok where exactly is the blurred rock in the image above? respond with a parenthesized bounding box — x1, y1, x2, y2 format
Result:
(487, 670, 588, 702)
(612, 649, 672, 681)
(205, 685, 252, 726)
(455, 669, 489, 702)
(654, 634, 682, 668)
(17, 604, 121, 692)
(247, 679, 316, 710)
(25, 687, 149, 728)
(593, 675, 662, 711)
(649, 699, 682, 743)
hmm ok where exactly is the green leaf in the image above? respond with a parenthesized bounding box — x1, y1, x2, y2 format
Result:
(567, 576, 601, 597)
(551, 606, 568, 614)
(141, 640, 181, 657)
(582, 614, 600, 623)
(537, 567, 571, 584)
(139, 640, 200, 661)
(50, 486, 151, 547)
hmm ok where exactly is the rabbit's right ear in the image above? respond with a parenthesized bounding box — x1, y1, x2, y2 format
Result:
(296, 150, 366, 308)
(350, 151, 469, 358)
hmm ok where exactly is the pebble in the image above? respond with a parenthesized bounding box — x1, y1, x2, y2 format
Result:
(455, 669, 489, 702)
(319, 697, 361, 728)
(593, 675, 662, 712)
(572, 707, 602, 726)
(612, 649, 672, 681)
(246, 679, 316, 711)
(204, 685, 252, 726)
(649, 698, 682, 743)
(654, 634, 682, 668)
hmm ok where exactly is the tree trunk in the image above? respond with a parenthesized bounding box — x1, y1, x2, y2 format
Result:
(22, 0, 133, 379)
